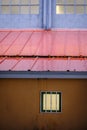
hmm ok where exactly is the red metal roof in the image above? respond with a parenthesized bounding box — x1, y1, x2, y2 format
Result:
(0, 58, 87, 71)
(0, 30, 87, 72)
(0, 30, 87, 56)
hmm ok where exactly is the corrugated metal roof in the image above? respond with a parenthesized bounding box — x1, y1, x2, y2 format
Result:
(0, 30, 87, 56)
(0, 30, 87, 73)
(0, 58, 87, 71)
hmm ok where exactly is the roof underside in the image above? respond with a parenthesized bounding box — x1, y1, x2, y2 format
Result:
(0, 29, 87, 78)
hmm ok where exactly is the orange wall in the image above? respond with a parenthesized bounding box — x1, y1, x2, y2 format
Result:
(0, 79, 87, 130)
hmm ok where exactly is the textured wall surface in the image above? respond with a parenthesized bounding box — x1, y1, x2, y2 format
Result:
(0, 79, 87, 130)
(0, 14, 87, 29)
(52, 14, 87, 28)
(0, 15, 41, 28)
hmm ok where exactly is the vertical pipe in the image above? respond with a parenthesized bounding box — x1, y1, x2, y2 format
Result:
(43, 0, 47, 29)
(42, 0, 52, 29)
(47, 0, 52, 29)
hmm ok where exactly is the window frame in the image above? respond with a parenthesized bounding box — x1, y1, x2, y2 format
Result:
(40, 91, 62, 113)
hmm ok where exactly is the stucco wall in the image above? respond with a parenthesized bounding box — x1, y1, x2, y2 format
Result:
(0, 79, 87, 130)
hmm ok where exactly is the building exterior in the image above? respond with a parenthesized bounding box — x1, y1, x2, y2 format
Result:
(0, 0, 87, 130)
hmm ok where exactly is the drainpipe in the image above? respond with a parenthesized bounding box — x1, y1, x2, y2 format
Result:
(43, 0, 52, 30)
(47, 0, 52, 30)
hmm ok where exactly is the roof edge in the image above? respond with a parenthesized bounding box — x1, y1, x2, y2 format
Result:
(0, 28, 87, 32)
(0, 71, 87, 79)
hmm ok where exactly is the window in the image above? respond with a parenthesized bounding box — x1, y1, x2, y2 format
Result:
(56, 0, 86, 14)
(40, 91, 62, 113)
(0, 0, 87, 28)
(0, 0, 39, 14)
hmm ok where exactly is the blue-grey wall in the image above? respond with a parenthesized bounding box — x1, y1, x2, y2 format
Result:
(0, 14, 42, 29)
(0, 0, 87, 29)
(0, 14, 87, 29)
(52, 14, 87, 29)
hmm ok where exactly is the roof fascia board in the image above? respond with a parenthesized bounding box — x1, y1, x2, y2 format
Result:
(0, 71, 87, 79)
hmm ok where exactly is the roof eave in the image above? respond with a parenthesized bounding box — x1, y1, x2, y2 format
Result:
(0, 71, 87, 79)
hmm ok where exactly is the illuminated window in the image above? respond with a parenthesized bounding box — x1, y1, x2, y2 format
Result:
(76, 0, 84, 4)
(2, 6, 10, 14)
(66, 0, 74, 4)
(20, 6, 29, 14)
(31, 0, 39, 4)
(40, 91, 61, 113)
(31, 6, 39, 14)
(0, 0, 39, 14)
(21, 0, 29, 5)
(86, 6, 87, 14)
(11, 6, 19, 14)
(11, 0, 19, 5)
(56, 0, 86, 14)
(2, 0, 10, 5)
(66, 6, 74, 14)
(56, 0, 64, 4)
(76, 6, 84, 14)
(56, 6, 64, 14)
